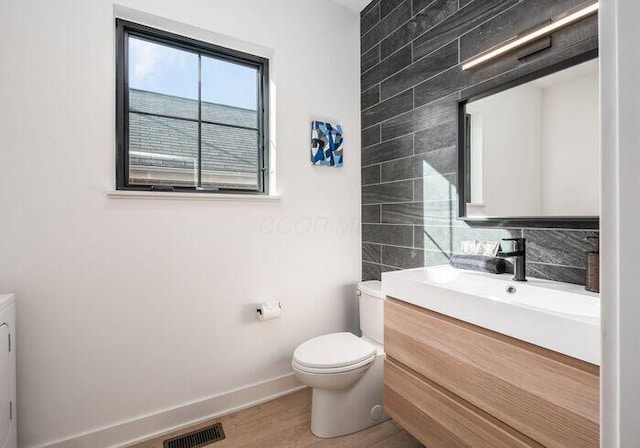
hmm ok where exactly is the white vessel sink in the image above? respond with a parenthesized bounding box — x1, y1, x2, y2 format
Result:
(382, 265, 601, 365)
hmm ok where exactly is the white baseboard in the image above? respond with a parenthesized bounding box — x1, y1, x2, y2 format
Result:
(41, 373, 305, 448)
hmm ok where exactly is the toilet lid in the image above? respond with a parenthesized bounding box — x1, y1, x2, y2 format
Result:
(293, 332, 377, 369)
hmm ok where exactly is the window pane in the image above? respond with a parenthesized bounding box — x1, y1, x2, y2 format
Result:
(201, 123, 259, 190)
(128, 112, 198, 187)
(201, 56, 259, 128)
(128, 37, 199, 119)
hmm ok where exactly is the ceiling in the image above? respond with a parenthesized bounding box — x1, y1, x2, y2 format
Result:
(330, 0, 372, 13)
(531, 58, 599, 89)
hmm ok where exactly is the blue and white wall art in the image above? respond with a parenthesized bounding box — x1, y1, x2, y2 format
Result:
(311, 121, 343, 167)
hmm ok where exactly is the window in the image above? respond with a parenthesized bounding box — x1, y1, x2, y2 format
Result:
(116, 20, 269, 194)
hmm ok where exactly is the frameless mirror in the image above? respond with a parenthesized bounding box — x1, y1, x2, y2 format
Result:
(458, 58, 600, 222)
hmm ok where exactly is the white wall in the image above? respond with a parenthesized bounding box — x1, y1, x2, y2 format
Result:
(541, 71, 600, 215)
(0, 1, 361, 446)
(600, 1, 640, 446)
(468, 110, 484, 204)
(467, 85, 543, 217)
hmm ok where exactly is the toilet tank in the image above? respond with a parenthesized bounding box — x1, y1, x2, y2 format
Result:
(358, 281, 384, 345)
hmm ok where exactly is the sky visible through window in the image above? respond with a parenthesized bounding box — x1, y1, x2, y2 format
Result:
(128, 37, 258, 111)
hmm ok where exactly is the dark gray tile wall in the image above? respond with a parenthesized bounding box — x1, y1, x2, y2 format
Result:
(360, 0, 599, 285)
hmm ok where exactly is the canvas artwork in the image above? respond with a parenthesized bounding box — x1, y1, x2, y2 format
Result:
(310, 121, 343, 167)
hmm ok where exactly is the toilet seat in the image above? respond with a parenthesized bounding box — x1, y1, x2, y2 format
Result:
(293, 332, 377, 374)
(292, 355, 375, 374)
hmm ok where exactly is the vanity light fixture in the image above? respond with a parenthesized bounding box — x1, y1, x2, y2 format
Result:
(461, 2, 599, 70)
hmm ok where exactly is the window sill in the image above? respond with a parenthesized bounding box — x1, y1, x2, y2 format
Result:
(107, 190, 281, 202)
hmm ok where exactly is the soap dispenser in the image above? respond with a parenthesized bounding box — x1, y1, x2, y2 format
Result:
(585, 236, 600, 293)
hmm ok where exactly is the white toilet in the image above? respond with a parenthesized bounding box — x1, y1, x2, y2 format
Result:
(292, 281, 388, 438)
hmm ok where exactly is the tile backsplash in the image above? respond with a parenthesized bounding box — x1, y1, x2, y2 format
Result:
(360, 0, 599, 285)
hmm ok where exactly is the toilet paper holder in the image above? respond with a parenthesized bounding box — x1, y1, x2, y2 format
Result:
(256, 301, 282, 321)
(256, 302, 282, 314)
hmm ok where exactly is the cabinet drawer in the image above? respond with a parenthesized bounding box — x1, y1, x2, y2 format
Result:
(385, 298, 599, 448)
(385, 358, 540, 448)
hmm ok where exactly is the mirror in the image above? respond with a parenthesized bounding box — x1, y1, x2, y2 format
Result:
(458, 58, 600, 221)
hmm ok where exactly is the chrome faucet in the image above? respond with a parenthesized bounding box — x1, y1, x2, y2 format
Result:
(498, 238, 527, 282)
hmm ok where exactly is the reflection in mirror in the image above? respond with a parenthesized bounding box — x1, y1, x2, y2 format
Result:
(463, 59, 600, 218)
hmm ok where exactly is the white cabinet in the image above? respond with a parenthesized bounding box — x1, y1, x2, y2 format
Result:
(0, 296, 15, 448)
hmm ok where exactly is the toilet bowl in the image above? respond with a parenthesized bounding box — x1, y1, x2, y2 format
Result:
(292, 281, 389, 438)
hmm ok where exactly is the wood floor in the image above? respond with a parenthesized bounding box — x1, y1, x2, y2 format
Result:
(130, 389, 423, 448)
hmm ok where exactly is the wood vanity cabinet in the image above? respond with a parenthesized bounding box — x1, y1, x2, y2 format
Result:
(383, 298, 600, 448)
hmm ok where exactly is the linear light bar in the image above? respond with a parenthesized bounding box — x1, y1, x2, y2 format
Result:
(462, 2, 599, 70)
